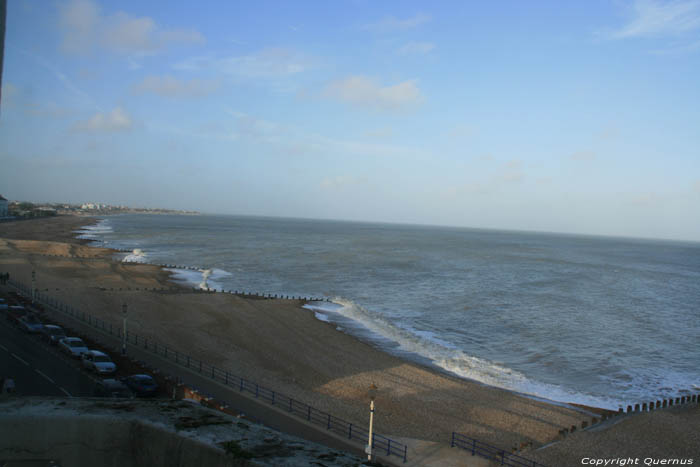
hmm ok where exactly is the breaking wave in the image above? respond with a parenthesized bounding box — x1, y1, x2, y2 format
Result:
(166, 267, 232, 291)
(123, 248, 147, 263)
(304, 298, 624, 409)
(74, 218, 113, 240)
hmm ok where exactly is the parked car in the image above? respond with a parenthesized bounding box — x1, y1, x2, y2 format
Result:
(121, 374, 159, 397)
(41, 324, 67, 345)
(94, 379, 133, 398)
(6, 306, 26, 325)
(17, 313, 44, 333)
(81, 350, 117, 375)
(58, 337, 89, 358)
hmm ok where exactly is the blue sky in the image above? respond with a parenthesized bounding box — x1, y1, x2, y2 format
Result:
(1, 0, 699, 241)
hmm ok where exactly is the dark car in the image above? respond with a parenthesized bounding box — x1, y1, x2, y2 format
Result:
(18, 313, 44, 333)
(94, 379, 133, 398)
(41, 324, 67, 345)
(121, 374, 159, 397)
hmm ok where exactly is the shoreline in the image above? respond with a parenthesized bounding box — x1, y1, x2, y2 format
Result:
(0, 215, 605, 449)
(81, 216, 610, 413)
(1, 215, 612, 415)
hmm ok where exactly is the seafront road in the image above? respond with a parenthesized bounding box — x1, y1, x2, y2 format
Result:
(0, 318, 95, 397)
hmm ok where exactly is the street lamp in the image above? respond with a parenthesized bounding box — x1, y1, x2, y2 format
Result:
(121, 302, 128, 356)
(366, 383, 378, 461)
(31, 270, 36, 304)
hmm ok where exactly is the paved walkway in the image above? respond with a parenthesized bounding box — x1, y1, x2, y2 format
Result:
(398, 438, 494, 466)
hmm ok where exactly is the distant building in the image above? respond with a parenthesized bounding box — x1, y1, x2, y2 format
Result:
(0, 195, 8, 217)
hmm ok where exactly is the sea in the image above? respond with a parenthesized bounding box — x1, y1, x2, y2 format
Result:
(75, 214, 700, 409)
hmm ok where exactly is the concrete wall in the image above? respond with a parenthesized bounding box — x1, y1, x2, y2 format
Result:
(0, 414, 250, 467)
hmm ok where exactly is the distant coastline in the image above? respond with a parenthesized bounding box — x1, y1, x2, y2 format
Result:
(0, 199, 199, 219)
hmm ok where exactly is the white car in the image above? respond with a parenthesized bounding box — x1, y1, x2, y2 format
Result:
(58, 337, 89, 358)
(81, 350, 117, 375)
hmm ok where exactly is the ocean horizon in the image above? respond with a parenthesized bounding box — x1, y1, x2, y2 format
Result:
(76, 213, 700, 410)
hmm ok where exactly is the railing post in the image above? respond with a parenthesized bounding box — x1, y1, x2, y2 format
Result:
(451, 432, 455, 447)
(187, 356, 190, 368)
(307, 406, 311, 421)
(212, 366, 215, 378)
(403, 445, 407, 463)
(240, 378, 243, 392)
(349, 423, 352, 439)
(289, 398, 293, 412)
(272, 391, 275, 405)
(225, 372, 228, 385)
(255, 383, 258, 398)
(327, 413, 331, 429)
(472, 439, 476, 455)
(387, 439, 391, 455)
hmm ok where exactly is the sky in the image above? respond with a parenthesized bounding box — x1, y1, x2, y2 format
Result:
(0, 0, 699, 241)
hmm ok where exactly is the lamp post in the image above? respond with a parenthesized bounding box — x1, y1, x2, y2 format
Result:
(31, 270, 36, 304)
(366, 383, 378, 461)
(121, 302, 128, 356)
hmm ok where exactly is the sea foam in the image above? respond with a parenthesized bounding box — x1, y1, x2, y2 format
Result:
(74, 218, 113, 240)
(305, 298, 624, 409)
(166, 267, 232, 291)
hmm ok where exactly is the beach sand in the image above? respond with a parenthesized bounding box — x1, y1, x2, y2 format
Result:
(2, 216, 697, 462)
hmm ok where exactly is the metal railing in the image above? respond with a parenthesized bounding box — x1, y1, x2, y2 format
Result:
(7, 278, 408, 463)
(451, 432, 545, 467)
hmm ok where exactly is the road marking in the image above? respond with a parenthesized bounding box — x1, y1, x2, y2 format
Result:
(59, 387, 72, 397)
(11, 353, 29, 366)
(0, 343, 7, 351)
(35, 369, 56, 384)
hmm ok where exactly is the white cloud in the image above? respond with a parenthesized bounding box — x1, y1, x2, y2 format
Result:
(174, 49, 310, 88)
(58, 0, 204, 55)
(320, 175, 365, 190)
(611, 0, 700, 38)
(323, 76, 423, 111)
(570, 151, 596, 161)
(225, 110, 280, 141)
(364, 14, 431, 32)
(217, 48, 306, 78)
(219, 110, 425, 160)
(1, 81, 74, 118)
(363, 127, 394, 139)
(133, 75, 219, 98)
(497, 160, 524, 183)
(397, 41, 435, 55)
(73, 107, 133, 132)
